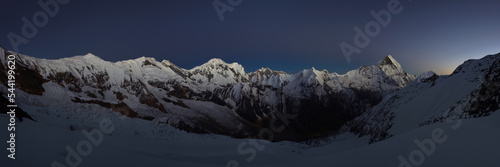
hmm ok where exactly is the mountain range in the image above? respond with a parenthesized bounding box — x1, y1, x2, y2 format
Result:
(0, 46, 416, 141)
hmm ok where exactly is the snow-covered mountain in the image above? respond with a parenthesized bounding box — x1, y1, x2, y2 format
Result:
(346, 52, 500, 143)
(0, 46, 415, 141)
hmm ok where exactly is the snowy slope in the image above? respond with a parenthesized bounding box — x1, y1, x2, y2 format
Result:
(270, 110, 500, 167)
(1, 93, 498, 167)
(347, 53, 500, 142)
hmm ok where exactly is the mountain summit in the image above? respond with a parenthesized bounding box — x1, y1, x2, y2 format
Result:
(379, 55, 398, 66)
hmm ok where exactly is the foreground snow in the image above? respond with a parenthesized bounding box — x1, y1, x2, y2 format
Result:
(1, 107, 499, 167)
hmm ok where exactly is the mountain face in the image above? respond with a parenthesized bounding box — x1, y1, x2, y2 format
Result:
(346, 53, 500, 143)
(0, 46, 415, 141)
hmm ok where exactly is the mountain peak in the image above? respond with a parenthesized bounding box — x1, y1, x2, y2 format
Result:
(82, 53, 101, 60)
(254, 67, 287, 76)
(256, 67, 273, 73)
(415, 71, 438, 83)
(134, 56, 157, 62)
(379, 55, 402, 70)
(380, 55, 396, 65)
(67, 53, 104, 62)
(206, 58, 226, 65)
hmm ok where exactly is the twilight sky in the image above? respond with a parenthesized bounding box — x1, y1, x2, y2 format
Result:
(1, 0, 499, 75)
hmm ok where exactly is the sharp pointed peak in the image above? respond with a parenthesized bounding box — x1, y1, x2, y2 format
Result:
(379, 55, 402, 68)
(380, 55, 395, 65)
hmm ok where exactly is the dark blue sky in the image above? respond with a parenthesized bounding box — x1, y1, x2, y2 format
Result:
(1, 0, 499, 75)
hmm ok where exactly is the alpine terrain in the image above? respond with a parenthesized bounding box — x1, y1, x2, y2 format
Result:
(1, 45, 499, 167)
